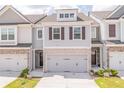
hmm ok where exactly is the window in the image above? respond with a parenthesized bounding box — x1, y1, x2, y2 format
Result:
(8, 28, 15, 40)
(37, 29, 42, 40)
(109, 24, 116, 37)
(53, 28, 60, 39)
(91, 27, 96, 38)
(1, 28, 7, 40)
(73, 27, 81, 39)
(1, 27, 15, 40)
(70, 13, 74, 18)
(65, 13, 69, 18)
(60, 14, 64, 18)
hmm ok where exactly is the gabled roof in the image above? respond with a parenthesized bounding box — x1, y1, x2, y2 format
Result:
(92, 5, 124, 20)
(0, 5, 31, 24)
(91, 11, 112, 20)
(25, 14, 46, 24)
(38, 13, 94, 22)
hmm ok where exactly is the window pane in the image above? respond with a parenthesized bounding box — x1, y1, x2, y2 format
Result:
(74, 27, 81, 39)
(60, 14, 64, 18)
(70, 13, 74, 18)
(1, 28, 7, 40)
(54, 34, 60, 39)
(8, 28, 15, 40)
(74, 34, 81, 39)
(38, 30, 42, 39)
(65, 14, 69, 18)
(53, 28, 60, 39)
(53, 28, 60, 33)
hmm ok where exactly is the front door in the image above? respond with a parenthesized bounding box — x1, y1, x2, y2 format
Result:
(92, 51, 96, 66)
(39, 52, 43, 67)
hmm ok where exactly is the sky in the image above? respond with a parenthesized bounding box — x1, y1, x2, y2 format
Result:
(0, 5, 118, 15)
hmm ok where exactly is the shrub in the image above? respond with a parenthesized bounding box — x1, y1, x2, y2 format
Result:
(20, 68, 29, 78)
(95, 69, 104, 77)
(104, 68, 111, 73)
(111, 69, 118, 76)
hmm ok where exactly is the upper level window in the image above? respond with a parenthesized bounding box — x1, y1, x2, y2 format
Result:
(37, 29, 42, 40)
(60, 14, 64, 18)
(65, 13, 69, 18)
(53, 28, 60, 40)
(70, 13, 74, 18)
(109, 24, 116, 37)
(91, 27, 96, 38)
(73, 27, 81, 39)
(1, 27, 15, 40)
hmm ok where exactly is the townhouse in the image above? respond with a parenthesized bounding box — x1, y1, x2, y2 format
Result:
(0, 5, 124, 73)
(91, 5, 124, 70)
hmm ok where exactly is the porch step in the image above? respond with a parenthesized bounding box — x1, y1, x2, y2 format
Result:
(30, 71, 44, 77)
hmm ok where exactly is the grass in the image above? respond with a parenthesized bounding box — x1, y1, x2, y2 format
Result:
(4, 78, 40, 88)
(95, 77, 124, 88)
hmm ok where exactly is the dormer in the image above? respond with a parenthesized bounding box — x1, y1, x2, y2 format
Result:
(56, 9, 78, 21)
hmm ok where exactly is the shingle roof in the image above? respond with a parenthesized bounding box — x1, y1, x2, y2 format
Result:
(40, 13, 94, 22)
(91, 11, 112, 19)
(25, 14, 46, 23)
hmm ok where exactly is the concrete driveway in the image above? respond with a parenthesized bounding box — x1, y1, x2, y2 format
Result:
(35, 73, 98, 88)
(0, 71, 20, 88)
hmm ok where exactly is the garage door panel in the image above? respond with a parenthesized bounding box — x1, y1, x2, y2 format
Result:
(109, 52, 124, 70)
(47, 55, 87, 72)
(0, 54, 28, 71)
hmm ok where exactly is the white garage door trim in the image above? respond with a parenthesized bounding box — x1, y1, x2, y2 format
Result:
(0, 54, 28, 71)
(109, 52, 124, 70)
(47, 55, 88, 73)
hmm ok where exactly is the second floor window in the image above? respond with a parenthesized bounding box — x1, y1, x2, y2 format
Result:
(73, 27, 81, 39)
(53, 28, 60, 40)
(70, 13, 74, 18)
(37, 29, 42, 40)
(65, 13, 69, 18)
(1, 28, 15, 40)
(60, 14, 64, 18)
(109, 24, 116, 37)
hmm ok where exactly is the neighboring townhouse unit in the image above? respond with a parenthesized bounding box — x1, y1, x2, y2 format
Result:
(91, 5, 124, 71)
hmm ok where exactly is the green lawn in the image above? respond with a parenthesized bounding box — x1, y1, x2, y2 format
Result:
(5, 78, 40, 88)
(95, 77, 124, 88)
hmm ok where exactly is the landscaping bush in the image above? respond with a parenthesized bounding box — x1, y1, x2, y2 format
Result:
(104, 68, 111, 73)
(95, 69, 104, 77)
(20, 68, 29, 78)
(111, 69, 118, 76)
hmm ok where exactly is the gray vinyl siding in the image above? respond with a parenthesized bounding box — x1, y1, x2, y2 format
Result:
(92, 27, 101, 41)
(32, 28, 43, 49)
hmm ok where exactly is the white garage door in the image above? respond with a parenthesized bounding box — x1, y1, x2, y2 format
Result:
(109, 52, 124, 70)
(0, 54, 28, 71)
(47, 55, 87, 72)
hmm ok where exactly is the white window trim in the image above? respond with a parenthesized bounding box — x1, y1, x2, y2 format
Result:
(92, 27, 96, 38)
(37, 28, 43, 40)
(0, 26, 17, 41)
(52, 27, 61, 40)
(73, 26, 82, 40)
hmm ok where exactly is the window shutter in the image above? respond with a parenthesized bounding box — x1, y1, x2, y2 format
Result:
(109, 24, 116, 37)
(61, 27, 64, 40)
(49, 27, 52, 40)
(69, 27, 73, 40)
(82, 27, 85, 40)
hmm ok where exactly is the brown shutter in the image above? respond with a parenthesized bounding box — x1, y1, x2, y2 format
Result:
(69, 27, 73, 40)
(82, 27, 85, 40)
(61, 27, 64, 40)
(49, 27, 52, 40)
(109, 24, 116, 37)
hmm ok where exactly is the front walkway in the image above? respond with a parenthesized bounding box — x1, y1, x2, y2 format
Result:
(0, 71, 20, 88)
(35, 72, 98, 88)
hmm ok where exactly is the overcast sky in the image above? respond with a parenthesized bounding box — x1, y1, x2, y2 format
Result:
(0, 5, 118, 15)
